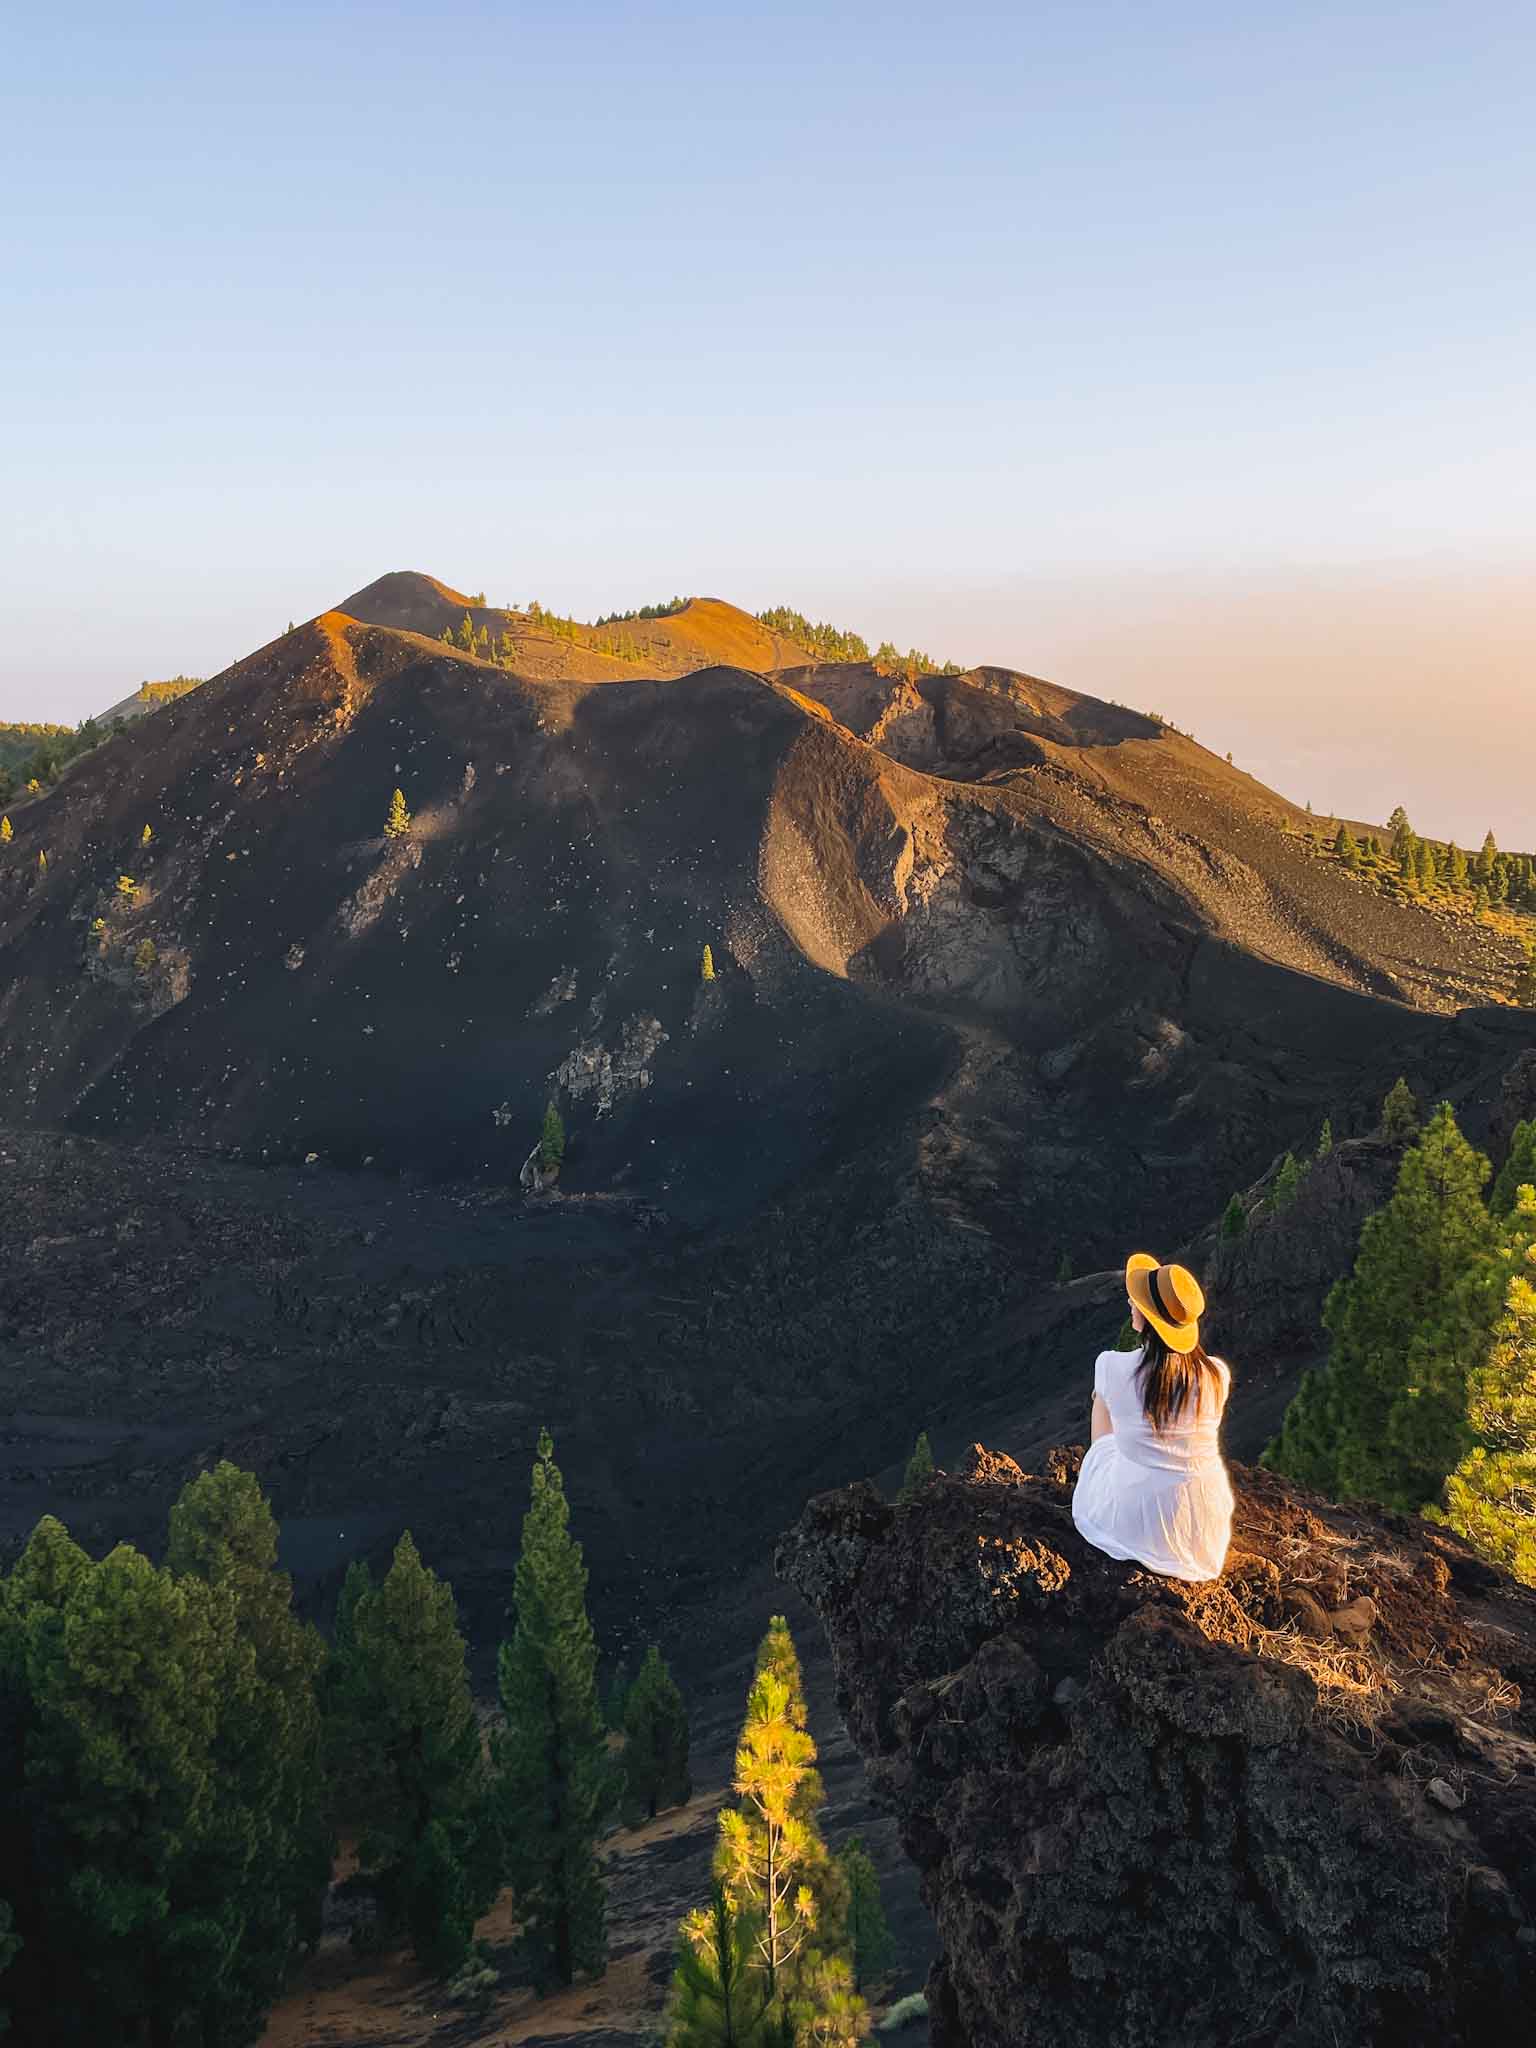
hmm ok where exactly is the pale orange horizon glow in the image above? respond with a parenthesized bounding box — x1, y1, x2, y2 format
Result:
(859, 562, 1534, 853)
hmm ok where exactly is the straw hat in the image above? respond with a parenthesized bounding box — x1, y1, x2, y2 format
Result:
(1125, 1253, 1206, 1354)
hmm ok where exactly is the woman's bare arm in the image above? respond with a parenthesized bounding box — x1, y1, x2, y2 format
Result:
(1091, 1393, 1113, 1441)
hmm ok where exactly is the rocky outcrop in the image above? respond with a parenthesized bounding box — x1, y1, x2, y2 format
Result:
(779, 1449, 1536, 2048)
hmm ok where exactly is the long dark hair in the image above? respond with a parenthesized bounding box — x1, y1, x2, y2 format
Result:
(1135, 1327, 1222, 1432)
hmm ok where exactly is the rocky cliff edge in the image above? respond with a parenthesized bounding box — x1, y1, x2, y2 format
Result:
(778, 1448, 1536, 2048)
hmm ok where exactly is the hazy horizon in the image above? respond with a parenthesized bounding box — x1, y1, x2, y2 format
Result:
(4, 3, 1532, 848)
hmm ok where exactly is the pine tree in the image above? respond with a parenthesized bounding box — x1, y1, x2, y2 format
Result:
(1316, 1117, 1334, 1159)
(384, 787, 412, 839)
(623, 1644, 692, 1825)
(166, 1463, 333, 2022)
(134, 937, 157, 973)
(1332, 822, 1360, 870)
(1439, 1194, 1536, 1585)
(669, 1882, 777, 2048)
(1264, 1103, 1498, 1507)
(714, 1624, 861, 2045)
(140, 823, 153, 846)
(494, 1429, 613, 1988)
(899, 1431, 934, 1500)
(1492, 1120, 1536, 1216)
(1055, 1251, 1073, 1284)
(1475, 829, 1499, 887)
(0, 817, 10, 844)
(2, 1535, 230, 2043)
(716, 1668, 819, 1994)
(836, 1840, 894, 1993)
(1270, 1152, 1302, 1211)
(1380, 1076, 1420, 1141)
(327, 1533, 493, 1972)
(702, 944, 717, 982)
(1220, 1193, 1247, 1239)
(539, 1102, 566, 1172)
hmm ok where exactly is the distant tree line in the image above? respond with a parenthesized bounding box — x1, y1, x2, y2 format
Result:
(0, 1431, 696, 2041)
(754, 607, 965, 678)
(1301, 805, 1536, 920)
(594, 597, 690, 624)
(0, 719, 104, 803)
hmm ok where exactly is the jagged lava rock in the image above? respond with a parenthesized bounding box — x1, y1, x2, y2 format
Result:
(778, 1448, 1536, 2048)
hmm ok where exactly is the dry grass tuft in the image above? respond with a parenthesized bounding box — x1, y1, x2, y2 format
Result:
(1255, 1622, 1401, 1738)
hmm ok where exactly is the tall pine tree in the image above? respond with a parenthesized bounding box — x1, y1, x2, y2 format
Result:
(327, 1533, 495, 1974)
(166, 1463, 333, 2033)
(1265, 1103, 1497, 1507)
(494, 1429, 613, 1988)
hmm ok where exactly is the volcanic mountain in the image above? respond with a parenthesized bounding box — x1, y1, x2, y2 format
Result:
(0, 576, 1532, 1641)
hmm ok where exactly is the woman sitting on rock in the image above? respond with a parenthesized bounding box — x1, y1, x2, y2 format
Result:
(1071, 1254, 1234, 1582)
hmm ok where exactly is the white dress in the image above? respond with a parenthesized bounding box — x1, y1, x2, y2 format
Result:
(1071, 1347, 1235, 1582)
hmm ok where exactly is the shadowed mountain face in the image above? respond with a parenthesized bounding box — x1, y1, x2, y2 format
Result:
(0, 583, 1532, 1639)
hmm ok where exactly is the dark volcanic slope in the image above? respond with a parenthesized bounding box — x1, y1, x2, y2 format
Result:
(2, 608, 1532, 1237)
(1, 600, 1533, 1645)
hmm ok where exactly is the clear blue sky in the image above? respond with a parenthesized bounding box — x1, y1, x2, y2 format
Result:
(3, 3, 1533, 841)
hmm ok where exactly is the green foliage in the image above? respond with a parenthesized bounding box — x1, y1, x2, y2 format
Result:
(1264, 1103, 1499, 1508)
(755, 608, 871, 665)
(1055, 1251, 1073, 1284)
(165, 1462, 333, 2018)
(1, 1531, 228, 2042)
(702, 943, 717, 982)
(0, 715, 107, 793)
(539, 1102, 566, 1171)
(669, 1882, 777, 2048)
(837, 1840, 894, 1994)
(133, 937, 157, 973)
(710, 1619, 861, 2044)
(1220, 1193, 1247, 1240)
(716, 1667, 820, 1992)
(384, 787, 412, 839)
(1332, 822, 1361, 870)
(140, 822, 154, 846)
(0, 817, 11, 844)
(623, 1644, 692, 1825)
(898, 1432, 934, 1501)
(115, 873, 137, 898)
(493, 1429, 613, 1988)
(1316, 1117, 1334, 1158)
(594, 596, 689, 624)
(325, 1532, 493, 1974)
(1380, 1076, 1420, 1141)
(1492, 1121, 1536, 1217)
(1437, 1195, 1536, 1584)
(1270, 1151, 1303, 1211)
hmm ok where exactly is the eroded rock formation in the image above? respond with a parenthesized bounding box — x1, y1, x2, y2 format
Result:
(778, 1449, 1536, 2048)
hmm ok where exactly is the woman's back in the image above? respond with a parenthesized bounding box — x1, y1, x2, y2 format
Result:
(1095, 1346, 1230, 1473)
(1072, 1342, 1234, 1581)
